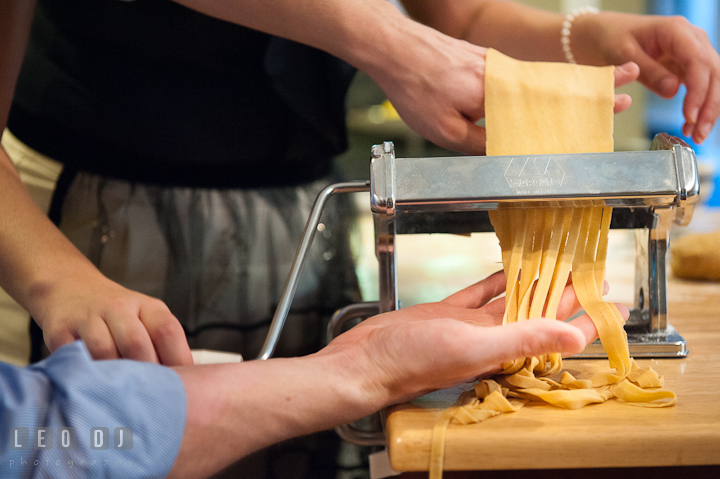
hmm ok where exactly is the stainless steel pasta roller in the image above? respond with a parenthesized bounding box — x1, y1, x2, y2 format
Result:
(258, 133, 698, 363)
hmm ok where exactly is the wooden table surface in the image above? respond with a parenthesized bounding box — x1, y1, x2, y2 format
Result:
(384, 209, 720, 475)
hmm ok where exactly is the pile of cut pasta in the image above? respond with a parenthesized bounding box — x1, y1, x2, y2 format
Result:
(428, 50, 676, 479)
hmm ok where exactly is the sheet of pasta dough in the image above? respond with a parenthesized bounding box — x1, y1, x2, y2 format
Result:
(485, 48, 614, 156)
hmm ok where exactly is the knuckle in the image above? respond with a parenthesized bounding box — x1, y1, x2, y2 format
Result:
(440, 321, 471, 355)
(518, 329, 545, 359)
(668, 15, 690, 29)
(88, 342, 117, 360)
(616, 41, 637, 63)
(153, 319, 185, 341)
(121, 332, 148, 357)
(438, 119, 466, 147)
(693, 48, 712, 67)
(103, 296, 135, 314)
(707, 91, 720, 113)
(43, 333, 67, 352)
(42, 322, 74, 351)
(142, 297, 171, 316)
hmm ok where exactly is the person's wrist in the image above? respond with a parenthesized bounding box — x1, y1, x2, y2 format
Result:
(25, 265, 111, 326)
(562, 6, 599, 63)
(22, 275, 72, 328)
(327, 0, 409, 72)
(343, 6, 438, 90)
(312, 342, 393, 419)
(562, 7, 605, 65)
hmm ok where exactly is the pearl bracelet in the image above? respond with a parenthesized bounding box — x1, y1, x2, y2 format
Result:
(561, 6, 599, 64)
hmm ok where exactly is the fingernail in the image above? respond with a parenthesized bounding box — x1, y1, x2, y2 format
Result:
(688, 107, 699, 124)
(617, 63, 630, 74)
(698, 122, 712, 142)
(683, 122, 695, 139)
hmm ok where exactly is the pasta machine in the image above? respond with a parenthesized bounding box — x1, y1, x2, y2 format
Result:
(256, 132, 698, 444)
(258, 132, 698, 364)
(368, 131, 700, 361)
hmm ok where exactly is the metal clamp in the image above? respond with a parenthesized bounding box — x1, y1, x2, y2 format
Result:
(327, 302, 386, 446)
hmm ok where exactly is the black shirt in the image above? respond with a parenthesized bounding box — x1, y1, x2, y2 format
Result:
(8, 0, 356, 188)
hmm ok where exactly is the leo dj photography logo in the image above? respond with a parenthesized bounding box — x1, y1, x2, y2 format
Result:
(10, 427, 133, 451)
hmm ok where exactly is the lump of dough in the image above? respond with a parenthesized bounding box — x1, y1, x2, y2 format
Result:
(670, 231, 720, 281)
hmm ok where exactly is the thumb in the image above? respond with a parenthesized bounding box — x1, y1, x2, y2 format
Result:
(613, 61, 640, 88)
(482, 319, 587, 364)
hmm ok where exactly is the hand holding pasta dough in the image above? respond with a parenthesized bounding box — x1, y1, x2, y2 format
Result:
(364, 30, 638, 156)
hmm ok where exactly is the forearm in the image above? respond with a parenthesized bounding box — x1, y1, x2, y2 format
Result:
(172, 0, 441, 81)
(402, 0, 566, 62)
(0, 0, 80, 317)
(464, 0, 566, 62)
(172, 0, 493, 156)
(168, 287, 599, 478)
(403, 0, 565, 61)
(169, 350, 382, 479)
(0, 0, 36, 128)
(0, 147, 104, 320)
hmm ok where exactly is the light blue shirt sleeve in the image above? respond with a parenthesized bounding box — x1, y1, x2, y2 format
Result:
(0, 341, 187, 478)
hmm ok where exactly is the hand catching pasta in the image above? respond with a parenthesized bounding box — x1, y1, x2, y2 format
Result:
(321, 271, 628, 405)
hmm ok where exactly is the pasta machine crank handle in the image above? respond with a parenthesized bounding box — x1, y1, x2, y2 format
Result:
(256, 180, 371, 360)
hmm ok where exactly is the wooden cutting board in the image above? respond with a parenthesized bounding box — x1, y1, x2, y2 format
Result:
(384, 274, 720, 472)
